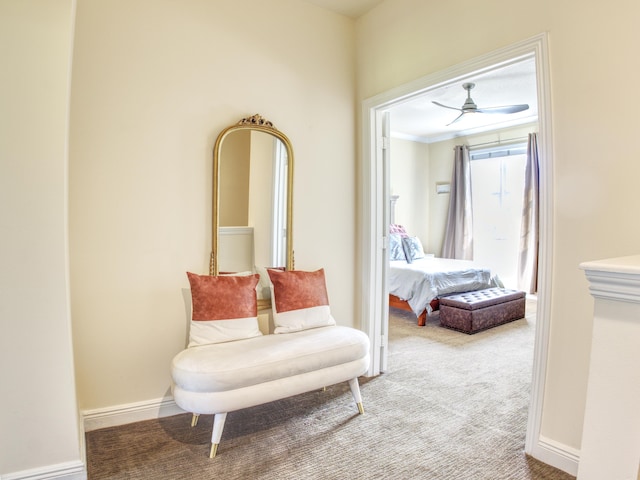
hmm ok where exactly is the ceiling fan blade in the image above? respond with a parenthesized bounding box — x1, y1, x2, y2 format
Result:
(446, 112, 466, 126)
(476, 104, 529, 114)
(432, 101, 462, 112)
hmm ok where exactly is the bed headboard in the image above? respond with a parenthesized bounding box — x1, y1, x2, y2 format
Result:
(390, 195, 399, 225)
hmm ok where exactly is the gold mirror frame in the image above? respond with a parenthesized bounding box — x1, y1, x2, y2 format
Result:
(210, 114, 294, 276)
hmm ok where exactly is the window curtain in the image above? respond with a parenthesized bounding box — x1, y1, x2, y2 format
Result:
(517, 133, 540, 293)
(441, 145, 473, 260)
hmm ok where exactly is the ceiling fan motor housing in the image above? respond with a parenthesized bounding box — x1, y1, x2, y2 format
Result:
(462, 83, 478, 112)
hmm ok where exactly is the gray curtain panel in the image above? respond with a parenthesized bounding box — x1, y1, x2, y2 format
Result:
(517, 133, 540, 294)
(441, 145, 474, 260)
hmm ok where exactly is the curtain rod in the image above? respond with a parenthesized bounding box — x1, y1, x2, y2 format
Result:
(467, 135, 530, 149)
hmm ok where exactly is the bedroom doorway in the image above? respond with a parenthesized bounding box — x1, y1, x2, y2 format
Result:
(359, 34, 553, 457)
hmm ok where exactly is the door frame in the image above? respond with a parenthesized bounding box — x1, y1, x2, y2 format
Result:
(358, 33, 554, 458)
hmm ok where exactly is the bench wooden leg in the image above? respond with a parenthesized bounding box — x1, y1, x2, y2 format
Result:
(210, 412, 227, 458)
(348, 378, 364, 414)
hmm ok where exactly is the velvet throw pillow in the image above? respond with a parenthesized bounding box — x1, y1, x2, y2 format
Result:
(401, 236, 426, 263)
(186, 272, 261, 347)
(267, 268, 336, 334)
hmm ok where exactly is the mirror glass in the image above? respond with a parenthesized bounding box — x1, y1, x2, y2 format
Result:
(211, 114, 294, 277)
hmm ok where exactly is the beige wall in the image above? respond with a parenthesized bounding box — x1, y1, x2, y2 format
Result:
(357, 0, 640, 456)
(0, 0, 83, 476)
(69, 0, 356, 411)
(389, 137, 430, 247)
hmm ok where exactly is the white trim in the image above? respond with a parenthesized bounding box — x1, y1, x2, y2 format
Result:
(219, 226, 254, 236)
(359, 101, 380, 376)
(524, 32, 555, 461)
(534, 436, 581, 477)
(581, 255, 640, 304)
(82, 396, 184, 432)
(359, 32, 565, 472)
(1, 460, 86, 480)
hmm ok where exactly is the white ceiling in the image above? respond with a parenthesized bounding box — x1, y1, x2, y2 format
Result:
(387, 57, 538, 143)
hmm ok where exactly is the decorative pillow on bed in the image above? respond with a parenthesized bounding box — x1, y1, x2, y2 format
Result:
(389, 224, 409, 237)
(401, 236, 426, 263)
(186, 272, 262, 346)
(267, 268, 336, 334)
(389, 234, 407, 261)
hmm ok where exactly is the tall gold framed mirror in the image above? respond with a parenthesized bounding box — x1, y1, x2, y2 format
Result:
(210, 114, 294, 279)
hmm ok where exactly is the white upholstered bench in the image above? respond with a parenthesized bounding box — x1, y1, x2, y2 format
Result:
(172, 269, 370, 458)
(171, 324, 370, 458)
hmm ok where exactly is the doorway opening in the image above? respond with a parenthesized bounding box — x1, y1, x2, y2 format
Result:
(359, 34, 553, 457)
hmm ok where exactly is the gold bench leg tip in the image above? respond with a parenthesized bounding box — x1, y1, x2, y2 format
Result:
(209, 443, 218, 458)
(357, 402, 364, 415)
(191, 414, 199, 427)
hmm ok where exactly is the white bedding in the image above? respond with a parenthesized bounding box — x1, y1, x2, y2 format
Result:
(389, 257, 492, 317)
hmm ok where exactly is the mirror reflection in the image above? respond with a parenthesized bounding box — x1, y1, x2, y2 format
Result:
(211, 114, 294, 278)
(218, 130, 288, 268)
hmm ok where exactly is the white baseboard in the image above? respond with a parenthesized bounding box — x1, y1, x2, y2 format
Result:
(82, 396, 185, 432)
(1, 460, 86, 480)
(531, 435, 580, 477)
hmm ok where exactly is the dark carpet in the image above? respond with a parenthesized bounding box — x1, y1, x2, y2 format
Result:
(86, 299, 575, 479)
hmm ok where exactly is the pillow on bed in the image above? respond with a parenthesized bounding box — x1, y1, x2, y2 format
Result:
(389, 233, 407, 261)
(402, 236, 426, 263)
(186, 272, 262, 346)
(267, 268, 336, 334)
(389, 224, 409, 237)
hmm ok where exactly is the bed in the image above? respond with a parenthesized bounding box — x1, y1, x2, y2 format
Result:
(387, 224, 493, 326)
(389, 256, 493, 326)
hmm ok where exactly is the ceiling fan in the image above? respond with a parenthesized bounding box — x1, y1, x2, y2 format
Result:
(433, 82, 529, 125)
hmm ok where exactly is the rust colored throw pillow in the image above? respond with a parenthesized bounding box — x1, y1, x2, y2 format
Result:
(186, 272, 261, 347)
(267, 268, 336, 334)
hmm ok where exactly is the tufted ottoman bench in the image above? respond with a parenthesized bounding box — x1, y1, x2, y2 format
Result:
(438, 288, 526, 334)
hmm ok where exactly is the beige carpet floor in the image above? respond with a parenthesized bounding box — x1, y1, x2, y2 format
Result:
(86, 298, 576, 479)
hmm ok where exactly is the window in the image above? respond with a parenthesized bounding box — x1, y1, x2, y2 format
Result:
(470, 144, 526, 288)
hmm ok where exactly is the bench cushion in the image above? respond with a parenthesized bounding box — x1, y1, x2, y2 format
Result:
(439, 288, 525, 310)
(172, 325, 369, 393)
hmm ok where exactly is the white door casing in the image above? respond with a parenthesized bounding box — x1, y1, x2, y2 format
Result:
(359, 33, 563, 470)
